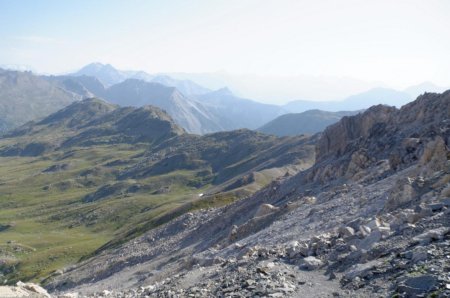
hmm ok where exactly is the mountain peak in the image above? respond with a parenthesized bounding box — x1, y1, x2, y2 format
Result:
(38, 97, 117, 128)
(404, 81, 446, 98)
(74, 63, 125, 87)
(80, 62, 116, 69)
(213, 87, 234, 96)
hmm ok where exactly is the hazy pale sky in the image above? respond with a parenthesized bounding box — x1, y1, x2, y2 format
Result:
(1, 0, 450, 89)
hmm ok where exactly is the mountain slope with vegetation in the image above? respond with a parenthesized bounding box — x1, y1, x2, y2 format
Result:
(0, 98, 316, 284)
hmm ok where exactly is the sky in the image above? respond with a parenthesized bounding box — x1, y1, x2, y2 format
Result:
(1, 0, 449, 102)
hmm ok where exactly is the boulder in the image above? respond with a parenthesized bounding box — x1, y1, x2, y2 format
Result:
(0, 286, 32, 297)
(413, 227, 450, 244)
(59, 293, 79, 298)
(300, 256, 323, 270)
(415, 176, 425, 188)
(286, 241, 308, 258)
(357, 230, 382, 250)
(16, 281, 51, 298)
(345, 260, 383, 279)
(365, 218, 381, 230)
(374, 226, 391, 238)
(254, 204, 280, 218)
(304, 196, 317, 204)
(427, 202, 444, 212)
(347, 217, 363, 230)
(0, 282, 52, 298)
(338, 226, 355, 238)
(397, 275, 438, 297)
(309, 234, 332, 256)
(286, 241, 299, 258)
(359, 225, 371, 237)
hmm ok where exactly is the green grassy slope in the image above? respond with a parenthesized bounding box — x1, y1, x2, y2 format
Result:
(0, 99, 316, 284)
(0, 145, 210, 283)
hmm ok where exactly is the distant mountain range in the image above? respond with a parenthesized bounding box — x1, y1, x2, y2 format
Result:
(283, 88, 412, 113)
(73, 63, 210, 96)
(0, 63, 446, 136)
(70, 63, 288, 133)
(258, 110, 362, 136)
(195, 87, 285, 131)
(403, 81, 447, 98)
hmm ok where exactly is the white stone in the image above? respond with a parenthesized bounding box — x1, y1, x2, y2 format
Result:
(301, 256, 323, 270)
(339, 226, 355, 238)
(254, 204, 280, 217)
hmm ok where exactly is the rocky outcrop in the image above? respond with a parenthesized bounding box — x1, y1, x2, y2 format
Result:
(0, 281, 51, 297)
(316, 104, 396, 160)
(312, 91, 450, 183)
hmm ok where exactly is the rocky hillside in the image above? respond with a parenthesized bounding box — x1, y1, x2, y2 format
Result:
(258, 109, 361, 136)
(47, 91, 449, 297)
(0, 69, 78, 133)
(45, 75, 107, 99)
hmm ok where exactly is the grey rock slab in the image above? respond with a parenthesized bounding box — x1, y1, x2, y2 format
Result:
(357, 230, 382, 250)
(345, 260, 383, 280)
(397, 275, 438, 297)
(412, 227, 450, 244)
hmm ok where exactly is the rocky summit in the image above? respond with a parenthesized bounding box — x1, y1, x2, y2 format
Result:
(28, 91, 448, 297)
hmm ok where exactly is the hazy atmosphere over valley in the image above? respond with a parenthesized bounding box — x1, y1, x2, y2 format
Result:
(0, 1, 449, 297)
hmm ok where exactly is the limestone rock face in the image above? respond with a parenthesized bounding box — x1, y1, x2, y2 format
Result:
(316, 104, 396, 162)
(419, 136, 448, 174)
(312, 90, 450, 184)
(384, 179, 417, 211)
